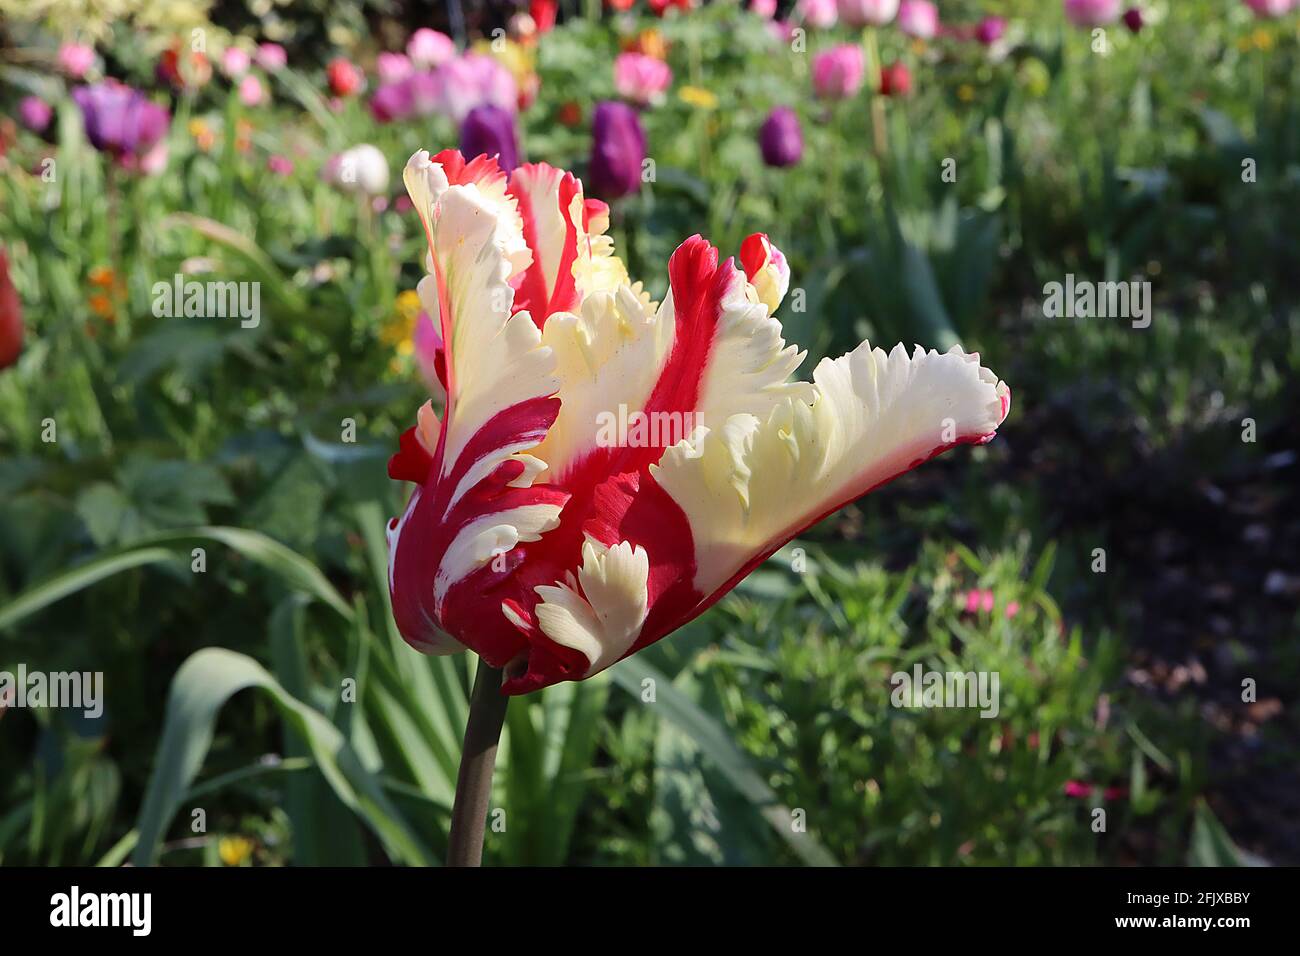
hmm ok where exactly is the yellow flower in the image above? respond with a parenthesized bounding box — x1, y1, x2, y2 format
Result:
(678, 85, 718, 110)
(218, 835, 254, 867)
(188, 118, 215, 152)
(1252, 28, 1274, 51)
(382, 289, 422, 356)
(633, 29, 668, 61)
(957, 83, 975, 103)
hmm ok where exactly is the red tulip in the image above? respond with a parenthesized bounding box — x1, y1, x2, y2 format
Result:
(327, 58, 364, 97)
(387, 150, 1010, 694)
(879, 61, 912, 97)
(0, 250, 22, 371)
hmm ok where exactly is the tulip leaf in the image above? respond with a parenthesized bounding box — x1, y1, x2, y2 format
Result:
(132, 647, 435, 866)
(610, 656, 839, 866)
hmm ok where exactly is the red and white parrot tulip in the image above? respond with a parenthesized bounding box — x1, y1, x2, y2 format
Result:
(387, 150, 1010, 695)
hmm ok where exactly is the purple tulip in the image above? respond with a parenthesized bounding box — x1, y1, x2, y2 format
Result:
(588, 101, 646, 201)
(460, 104, 520, 173)
(370, 81, 415, 123)
(758, 107, 803, 168)
(19, 96, 53, 133)
(72, 81, 171, 171)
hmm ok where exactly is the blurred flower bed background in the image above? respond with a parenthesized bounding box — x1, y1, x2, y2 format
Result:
(0, 0, 1297, 866)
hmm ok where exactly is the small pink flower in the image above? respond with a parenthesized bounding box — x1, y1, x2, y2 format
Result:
(408, 28, 455, 68)
(18, 96, 53, 133)
(811, 44, 865, 99)
(238, 74, 265, 106)
(1064, 780, 1092, 799)
(222, 46, 251, 78)
(975, 16, 1008, 46)
(1243, 0, 1296, 16)
(377, 52, 414, 85)
(256, 43, 287, 73)
(58, 42, 95, 79)
(897, 1, 939, 39)
(1005, 600, 1021, 619)
(1063, 0, 1121, 27)
(751, 0, 778, 17)
(798, 0, 839, 28)
(267, 154, 294, 176)
(614, 52, 673, 106)
(837, 0, 899, 27)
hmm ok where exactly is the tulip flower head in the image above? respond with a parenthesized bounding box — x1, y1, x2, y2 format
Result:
(73, 82, 171, 174)
(328, 58, 364, 97)
(19, 97, 53, 134)
(58, 42, 95, 79)
(324, 144, 390, 196)
(1063, 0, 1121, 27)
(897, 1, 939, 39)
(222, 46, 251, 78)
(238, 75, 265, 107)
(751, 0, 779, 17)
(975, 16, 1008, 46)
(0, 249, 21, 371)
(812, 45, 866, 99)
(758, 106, 804, 167)
(1122, 8, 1144, 32)
(588, 101, 646, 200)
(614, 52, 673, 106)
(799, 0, 840, 28)
(377, 52, 415, 85)
(460, 104, 521, 173)
(386, 150, 1010, 694)
(838, 0, 899, 27)
(256, 43, 287, 72)
(409, 29, 456, 68)
(879, 61, 912, 96)
(1243, 0, 1296, 15)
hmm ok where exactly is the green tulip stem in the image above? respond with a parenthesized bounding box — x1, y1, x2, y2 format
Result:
(445, 659, 509, 866)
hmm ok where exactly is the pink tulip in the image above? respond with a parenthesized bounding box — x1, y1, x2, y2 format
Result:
(613, 52, 673, 107)
(897, 1, 939, 39)
(751, 0, 778, 17)
(58, 42, 95, 79)
(798, 0, 839, 27)
(238, 74, 265, 107)
(812, 44, 865, 99)
(1063, 0, 1122, 27)
(377, 52, 414, 85)
(408, 28, 455, 68)
(18, 97, 53, 133)
(222, 46, 251, 78)
(256, 43, 287, 72)
(1243, 0, 1296, 16)
(837, 0, 899, 27)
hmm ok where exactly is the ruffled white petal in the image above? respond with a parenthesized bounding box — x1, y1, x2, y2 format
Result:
(654, 342, 1009, 597)
(533, 539, 650, 676)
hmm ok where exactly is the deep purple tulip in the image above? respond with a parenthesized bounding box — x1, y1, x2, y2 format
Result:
(588, 101, 646, 200)
(758, 107, 803, 168)
(72, 81, 170, 170)
(1122, 7, 1144, 32)
(18, 96, 53, 133)
(460, 104, 520, 173)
